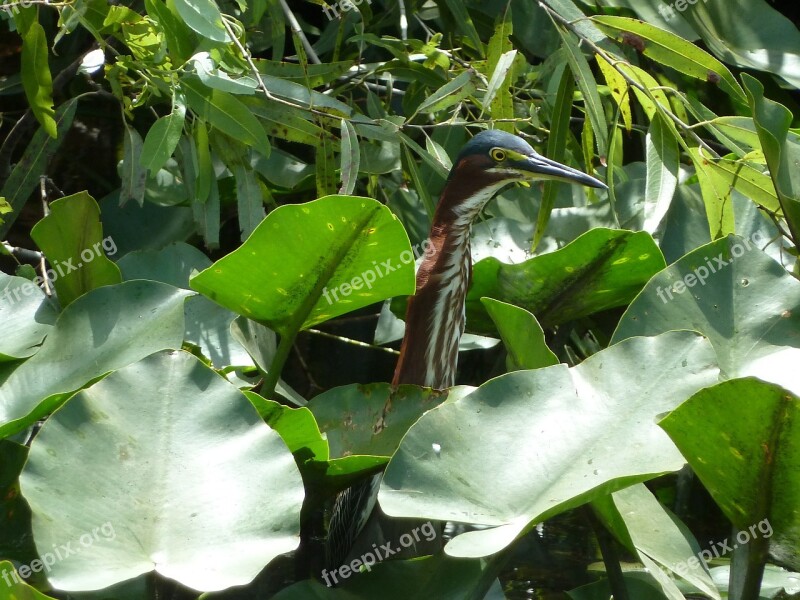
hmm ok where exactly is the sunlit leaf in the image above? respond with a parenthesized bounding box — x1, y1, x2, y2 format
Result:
(339, 118, 360, 196)
(21, 23, 56, 139)
(380, 331, 719, 558)
(29, 191, 122, 307)
(190, 195, 415, 334)
(0, 281, 191, 439)
(172, 0, 228, 42)
(743, 74, 800, 249)
(593, 16, 746, 102)
(140, 99, 186, 174)
(0, 99, 77, 238)
(661, 378, 800, 570)
(0, 274, 57, 361)
(643, 114, 679, 234)
(613, 235, 800, 389)
(182, 78, 270, 153)
(481, 298, 558, 371)
(19, 350, 303, 591)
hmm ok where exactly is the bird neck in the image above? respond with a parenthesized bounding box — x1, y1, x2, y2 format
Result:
(391, 181, 500, 389)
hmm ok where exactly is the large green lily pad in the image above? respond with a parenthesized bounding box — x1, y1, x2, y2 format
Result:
(19, 350, 304, 592)
(0, 273, 57, 361)
(308, 383, 448, 460)
(379, 331, 719, 558)
(190, 195, 415, 335)
(118, 242, 253, 368)
(660, 378, 800, 570)
(612, 235, 800, 392)
(466, 228, 665, 332)
(0, 281, 191, 439)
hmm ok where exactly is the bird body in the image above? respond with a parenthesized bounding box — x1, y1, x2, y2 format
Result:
(327, 129, 606, 572)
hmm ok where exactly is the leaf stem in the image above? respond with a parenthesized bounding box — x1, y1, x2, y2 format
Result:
(261, 328, 296, 399)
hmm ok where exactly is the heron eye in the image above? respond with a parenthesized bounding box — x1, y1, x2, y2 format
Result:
(490, 148, 506, 162)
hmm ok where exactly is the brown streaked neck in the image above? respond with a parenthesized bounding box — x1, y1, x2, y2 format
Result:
(391, 175, 510, 389)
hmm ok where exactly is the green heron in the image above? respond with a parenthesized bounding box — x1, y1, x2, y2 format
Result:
(327, 129, 607, 571)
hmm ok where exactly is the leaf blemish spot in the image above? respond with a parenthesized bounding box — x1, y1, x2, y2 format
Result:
(621, 32, 646, 52)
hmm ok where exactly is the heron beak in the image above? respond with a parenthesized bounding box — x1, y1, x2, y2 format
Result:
(515, 153, 607, 189)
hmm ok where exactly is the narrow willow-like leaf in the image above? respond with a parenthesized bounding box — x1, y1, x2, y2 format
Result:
(557, 27, 608, 158)
(401, 143, 435, 219)
(425, 136, 452, 171)
(397, 132, 449, 180)
(534, 65, 574, 250)
(689, 147, 736, 239)
(338, 118, 360, 196)
(315, 132, 337, 197)
(172, 0, 228, 42)
(743, 74, 800, 250)
(0, 98, 77, 238)
(252, 59, 351, 86)
(485, 8, 515, 132)
(120, 125, 146, 207)
(182, 78, 270, 153)
(443, 0, 483, 54)
(595, 15, 747, 101)
(596, 53, 632, 132)
(193, 173, 221, 248)
(233, 164, 265, 241)
(140, 99, 186, 174)
(643, 114, 679, 234)
(415, 70, 475, 115)
(21, 22, 56, 139)
(616, 63, 673, 129)
(192, 52, 258, 95)
(483, 50, 517, 113)
(144, 0, 195, 62)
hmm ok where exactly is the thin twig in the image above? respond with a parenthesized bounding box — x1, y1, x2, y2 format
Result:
(292, 342, 323, 395)
(278, 0, 322, 64)
(398, 0, 408, 40)
(220, 15, 339, 121)
(306, 328, 400, 355)
(38, 177, 51, 296)
(1, 242, 42, 263)
(1, 0, 71, 9)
